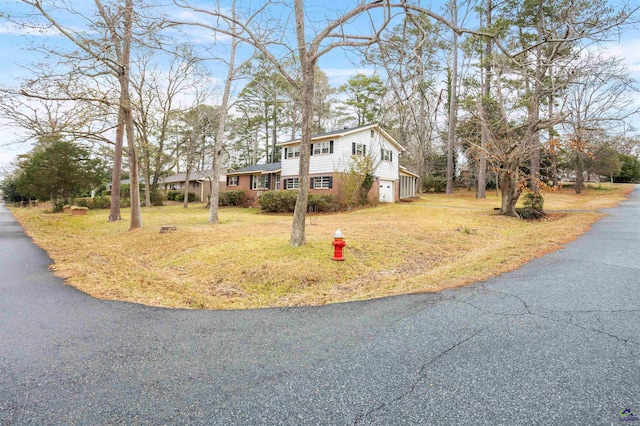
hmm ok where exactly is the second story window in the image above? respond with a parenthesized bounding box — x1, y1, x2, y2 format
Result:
(352, 142, 367, 156)
(311, 141, 333, 155)
(285, 146, 300, 159)
(381, 149, 393, 162)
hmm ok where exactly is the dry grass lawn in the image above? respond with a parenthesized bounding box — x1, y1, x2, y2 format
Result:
(10, 183, 633, 310)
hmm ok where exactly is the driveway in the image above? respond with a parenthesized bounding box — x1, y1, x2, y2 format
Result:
(1, 188, 639, 425)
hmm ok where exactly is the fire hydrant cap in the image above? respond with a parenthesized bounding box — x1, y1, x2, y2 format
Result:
(334, 229, 344, 239)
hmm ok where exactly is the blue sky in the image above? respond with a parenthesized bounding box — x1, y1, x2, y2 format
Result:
(1, 0, 639, 172)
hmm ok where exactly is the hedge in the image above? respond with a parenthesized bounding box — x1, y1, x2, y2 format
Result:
(259, 190, 339, 213)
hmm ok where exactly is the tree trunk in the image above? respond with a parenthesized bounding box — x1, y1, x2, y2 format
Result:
(446, 0, 458, 195)
(290, 0, 313, 247)
(109, 109, 124, 222)
(477, 0, 492, 199)
(499, 169, 520, 217)
(575, 159, 584, 194)
(183, 166, 191, 208)
(209, 1, 237, 224)
(122, 0, 141, 231)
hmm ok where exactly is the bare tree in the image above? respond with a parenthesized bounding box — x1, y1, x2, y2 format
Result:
(173, 1, 438, 246)
(14, 0, 149, 229)
(560, 53, 639, 193)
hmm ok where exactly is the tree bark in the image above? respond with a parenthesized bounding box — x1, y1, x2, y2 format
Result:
(477, 0, 492, 199)
(209, 0, 237, 224)
(109, 108, 124, 222)
(290, 0, 313, 247)
(446, 0, 458, 195)
(121, 0, 141, 231)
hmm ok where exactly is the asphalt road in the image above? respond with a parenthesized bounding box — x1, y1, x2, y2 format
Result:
(1, 188, 639, 425)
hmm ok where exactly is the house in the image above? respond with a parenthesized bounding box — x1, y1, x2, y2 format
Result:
(162, 169, 227, 202)
(224, 124, 418, 206)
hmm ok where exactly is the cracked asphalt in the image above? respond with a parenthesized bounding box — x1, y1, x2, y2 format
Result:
(1, 187, 639, 425)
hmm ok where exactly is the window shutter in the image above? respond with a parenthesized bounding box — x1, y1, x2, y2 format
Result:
(390, 152, 393, 162)
(310, 144, 314, 156)
(310, 177, 315, 189)
(226, 176, 230, 185)
(330, 140, 334, 154)
(381, 148, 384, 160)
(284, 148, 288, 159)
(363, 145, 366, 156)
(352, 142, 356, 155)
(250, 175, 253, 189)
(328, 176, 333, 189)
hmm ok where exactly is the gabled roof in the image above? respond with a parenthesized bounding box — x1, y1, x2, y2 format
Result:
(227, 162, 282, 176)
(162, 170, 213, 184)
(277, 123, 405, 152)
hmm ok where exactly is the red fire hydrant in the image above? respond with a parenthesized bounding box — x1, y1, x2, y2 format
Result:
(332, 229, 346, 261)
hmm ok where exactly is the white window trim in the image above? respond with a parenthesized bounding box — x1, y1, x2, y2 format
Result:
(312, 176, 331, 189)
(382, 149, 392, 162)
(313, 141, 331, 155)
(228, 176, 239, 186)
(286, 178, 299, 189)
(287, 146, 301, 159)
(252, 175, 269, 190)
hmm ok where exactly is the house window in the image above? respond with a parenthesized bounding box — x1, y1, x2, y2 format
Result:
(370, 129, 375, 139)
(227, 176, 239, 186)
(310, 176, 333, 189)
(251, 175, 269, 190)
(275, 174, 281, 190)
(381, 149, 393, 162)
(286, 146, 300, 158)
(311, 141, 333, 155)
(352, 142, 367, 156)
(285, 178, 299, 189)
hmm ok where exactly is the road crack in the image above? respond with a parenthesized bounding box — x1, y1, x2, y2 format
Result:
(353, 323, 495, 425)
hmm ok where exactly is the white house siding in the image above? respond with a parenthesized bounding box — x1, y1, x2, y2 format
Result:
(281, 128, 400, 181)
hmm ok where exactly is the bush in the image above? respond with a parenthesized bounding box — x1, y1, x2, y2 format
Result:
(259, 190, 298, 212)
(308, 194, 339, 212)
(167, 190, 180, 201)
(150, 191, 164, 206)
(74, 196, 111, 209)
(174, 192, 196, 202)
(219, 190, 246, 207)
(517, 192, 545, 220)
(422, 175, 447, 193)
(259, 191, 339, 213)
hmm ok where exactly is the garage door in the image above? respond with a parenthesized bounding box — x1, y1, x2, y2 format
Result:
(379, 180, 394, 202)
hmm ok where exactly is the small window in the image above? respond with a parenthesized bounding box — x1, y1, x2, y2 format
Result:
(310, 176, 332, 189)
(286, 146, 301, 158)
(312, 141, 333, 155)
(381, 149, 393, 162)
(286, 178, 299, 189)
(227, 176, 239, 186)
(370, 129, 375, 139)
(275, 174, 281, 190)
(352, 142, 367, 156)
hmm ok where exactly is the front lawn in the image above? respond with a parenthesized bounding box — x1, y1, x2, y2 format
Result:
(10, 183, 633, 309)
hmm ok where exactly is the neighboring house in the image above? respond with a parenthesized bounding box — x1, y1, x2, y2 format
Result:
(162, 169, 227, 202)
(224, 124, 418, 206)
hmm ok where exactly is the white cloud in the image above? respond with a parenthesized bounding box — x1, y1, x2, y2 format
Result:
(322, 67, 376, 85)
(601, 39, 640, 76)
(0, 22, 60, 37)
